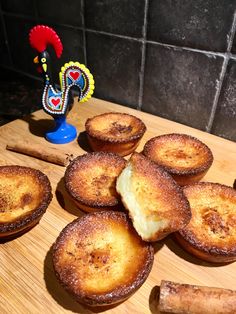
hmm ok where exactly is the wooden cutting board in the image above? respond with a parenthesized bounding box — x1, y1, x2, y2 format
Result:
(1, 97, 236, 314)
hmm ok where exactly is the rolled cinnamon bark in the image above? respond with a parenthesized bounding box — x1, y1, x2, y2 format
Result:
(6, 141, 74, 166)
(158, 280, 236, 314)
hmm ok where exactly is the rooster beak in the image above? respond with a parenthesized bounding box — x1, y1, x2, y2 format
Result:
(33, 56, 39, 64)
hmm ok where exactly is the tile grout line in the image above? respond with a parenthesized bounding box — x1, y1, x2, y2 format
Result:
(206, 11, 236, 133)
(0, 3, 13, 67)
(2, 11, 236, 60)
(81, 0, 87, 66)
(137, 0, 149, 111)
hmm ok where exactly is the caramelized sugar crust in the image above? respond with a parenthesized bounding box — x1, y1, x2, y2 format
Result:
(143, 134, 213, 185)
(85, 112, 146, 143)
(0, 165, 52, 237)
(116, 153, 191, 241)
(64, 152, 126, 211)
(53, 211, 154, 306)
(176, 182, 236, 262)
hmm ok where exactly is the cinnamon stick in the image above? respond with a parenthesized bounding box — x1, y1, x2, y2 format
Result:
(6, 141, 74, 166)
(158, 280, 236, 314)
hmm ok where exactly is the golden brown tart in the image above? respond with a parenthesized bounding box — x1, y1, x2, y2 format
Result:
(0, 165, 52, 239)
(116, 152, 191, 241)
(64, 152, 126, 212)
(175, 182, 236, 263)
(85, 112, 146, 156)
(143, 133, 213, 186)
(52, 210, 154, 306)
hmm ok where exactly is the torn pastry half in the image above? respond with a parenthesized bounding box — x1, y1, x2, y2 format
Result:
(116, 153, 191, 242)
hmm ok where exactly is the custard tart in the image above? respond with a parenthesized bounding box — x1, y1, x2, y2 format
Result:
(53, 210, 154, 306)
(64, 152, 126, 212)
(143, 133, 213, 186)
(0, 165, 52, 239)
(175, 182, 236, 263)
(116, 152, 191, 241)
(85, 112, 146, 156)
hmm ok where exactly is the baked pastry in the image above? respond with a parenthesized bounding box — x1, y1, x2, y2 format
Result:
(85, 112, 146, 156)
(0, 165, 52, 239)
(64, 152, 126, 212)
(53, 211, 154, 306)
(116, 152, 191, 241)
(143, 133, 213, 186)
(175, 182, 236, 263)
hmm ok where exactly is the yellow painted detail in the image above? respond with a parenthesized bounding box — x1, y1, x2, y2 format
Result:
(59, 61, 95, 103)
(42, 63, 47, 72)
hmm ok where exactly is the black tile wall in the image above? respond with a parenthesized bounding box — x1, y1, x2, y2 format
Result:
(85, 0, 145, 38)
(36, 0, 83, 27)
(0, 0, 236, 142)
(211, 59, 236, 139)
(147, 0, 236, 52)
(142, 44, 224, 130)
(1, 0, 36, 16)
(0, 13, 11, 66)
(86, 32, 142, 108)
(4, 15, 38, 75)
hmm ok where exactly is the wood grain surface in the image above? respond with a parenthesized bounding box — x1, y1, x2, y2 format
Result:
(1, 97, 236, 314)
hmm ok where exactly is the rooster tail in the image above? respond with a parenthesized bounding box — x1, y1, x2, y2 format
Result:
(59, 61, 95, 103)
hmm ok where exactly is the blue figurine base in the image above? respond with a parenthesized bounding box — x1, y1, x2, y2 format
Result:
(45, 116, 77, 144)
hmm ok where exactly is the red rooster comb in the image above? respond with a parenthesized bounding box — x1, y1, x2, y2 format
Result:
(29, 25, 63, 58)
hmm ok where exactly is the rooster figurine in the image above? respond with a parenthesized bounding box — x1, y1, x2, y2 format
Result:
(29, 25, 94, 144)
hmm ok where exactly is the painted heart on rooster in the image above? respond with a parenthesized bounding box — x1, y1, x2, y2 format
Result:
(49, 96, 62, 108)
(69, 70, 80, 81)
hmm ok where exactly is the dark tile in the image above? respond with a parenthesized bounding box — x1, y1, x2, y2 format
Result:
(142, 43, 224, 130)
(211, 59, 236, 142)
(36, 0, 82, 27)
(1, 0, 36, 16)
(0, 15, 11, 66)
(85, 0, 145, 38)
(4, 16, 40, 76)
(147, 0, 236, 52)
(86, 32, 142, 108)
(0, 67, 42, 121)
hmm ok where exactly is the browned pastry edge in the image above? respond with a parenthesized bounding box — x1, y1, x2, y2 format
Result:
(143, 133, 213, 177)
(0, 165, 52, 237)
(66, 191, 123, 213)
(175, 182, 236, 263)
(52, 211, 154, 306)
(87, 134, 141, 157)
(85, 112, 147, 144)
(64, 152, 126, 209)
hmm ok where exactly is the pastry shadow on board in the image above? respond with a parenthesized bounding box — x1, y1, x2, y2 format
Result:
(56, 176, 84, 217)
(44, 245, 86, 313)
(77, 130, 92, 153)
(152, 238, 165, 255)
(0, 224, 36, 244)
(165, 235, 232, 267)
(21, 114, 55, 138)
(44, 245, 126, 313)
